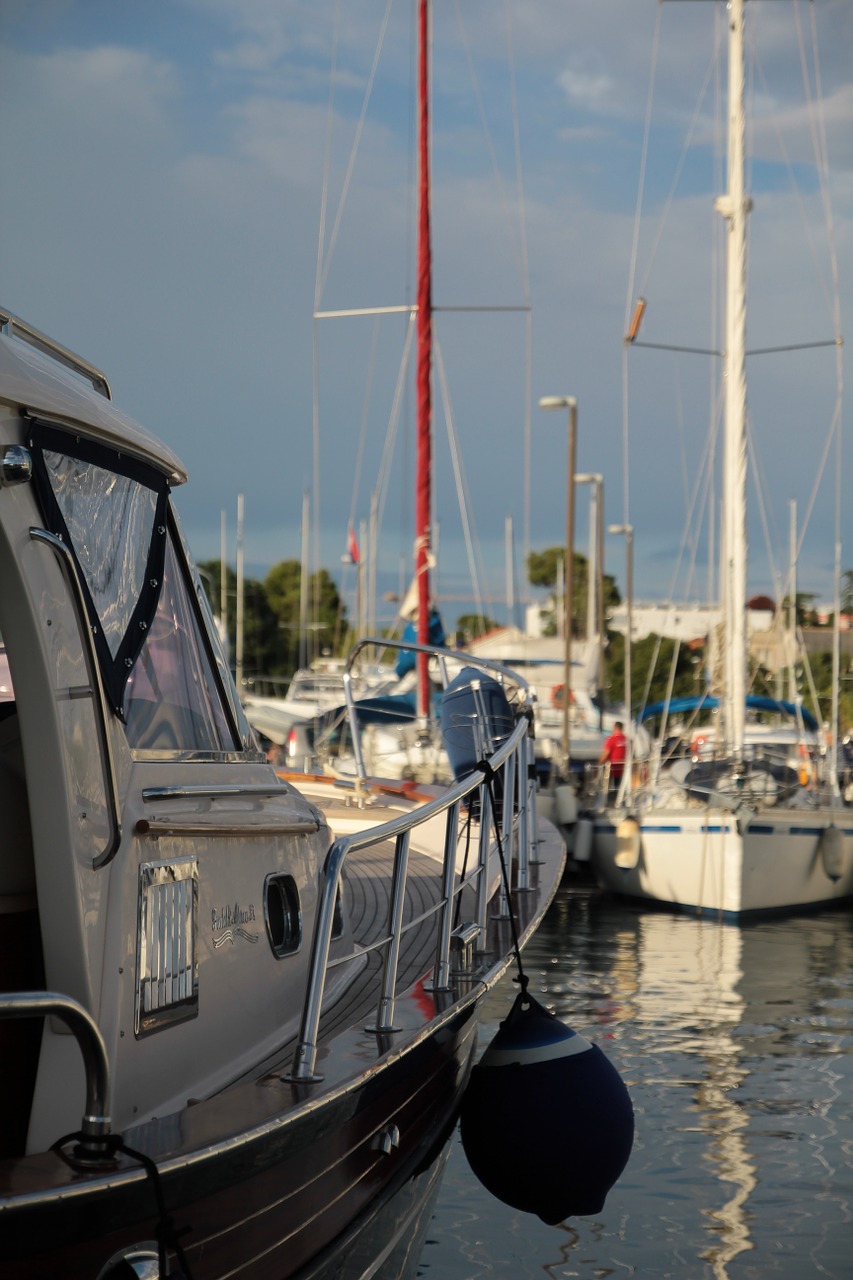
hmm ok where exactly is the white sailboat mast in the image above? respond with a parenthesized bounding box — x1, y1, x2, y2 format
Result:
(716, 0, 751, 754)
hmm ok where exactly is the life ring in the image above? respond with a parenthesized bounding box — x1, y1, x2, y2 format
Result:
(551, 684, 574, 709)
(690, 733, 708, 759)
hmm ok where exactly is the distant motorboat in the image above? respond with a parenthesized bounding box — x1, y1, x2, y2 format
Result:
(241, 658, 396, 751)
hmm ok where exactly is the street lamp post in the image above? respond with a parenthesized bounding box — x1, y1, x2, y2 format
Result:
(575, 473, 604, 724)
(538, 395, 577, 777)
(608, 523, 633, 782)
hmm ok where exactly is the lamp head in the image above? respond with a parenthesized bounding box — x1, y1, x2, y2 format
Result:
(538, 395, 576, 411)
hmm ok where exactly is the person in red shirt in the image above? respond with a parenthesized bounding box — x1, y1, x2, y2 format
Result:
(599, 721, 627, 793)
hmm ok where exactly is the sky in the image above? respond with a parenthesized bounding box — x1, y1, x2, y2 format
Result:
(1, 0, 852, 631)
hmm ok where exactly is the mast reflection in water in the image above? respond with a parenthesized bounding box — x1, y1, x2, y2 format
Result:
(420, 886, 852, 1279)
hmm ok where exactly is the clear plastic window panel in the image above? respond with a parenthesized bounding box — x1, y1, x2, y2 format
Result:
(123, 533, 236, 752)
(42, 449, 157, 659)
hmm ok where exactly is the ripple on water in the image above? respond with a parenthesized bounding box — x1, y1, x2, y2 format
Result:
(419, 887, 853, 1280)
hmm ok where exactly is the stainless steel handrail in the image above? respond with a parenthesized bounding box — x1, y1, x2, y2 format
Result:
(0, 992, 112, 1157)
(1, 307, 112, 399)
(288, 714, 531, 1082)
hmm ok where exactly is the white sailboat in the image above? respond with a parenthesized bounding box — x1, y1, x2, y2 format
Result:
(590, 0, 853, 919)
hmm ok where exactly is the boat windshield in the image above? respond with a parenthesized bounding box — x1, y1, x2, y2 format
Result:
(28, 420, 240, 755)
(123, 529, 238, 753)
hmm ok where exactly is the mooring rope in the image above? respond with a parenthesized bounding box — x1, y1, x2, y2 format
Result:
(51, 1131, 194, 1279)
(477, 756, 528, 996)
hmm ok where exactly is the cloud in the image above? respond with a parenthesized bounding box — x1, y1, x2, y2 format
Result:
(0, 0, 849, 611)
(36, 43, 179, 133)
(557, 65, 620, 117)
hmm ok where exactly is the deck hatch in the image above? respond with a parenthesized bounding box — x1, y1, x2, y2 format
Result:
(136, 857, 198, 1037)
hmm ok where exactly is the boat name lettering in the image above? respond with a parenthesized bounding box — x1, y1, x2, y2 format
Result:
(212, 902, 259, 947)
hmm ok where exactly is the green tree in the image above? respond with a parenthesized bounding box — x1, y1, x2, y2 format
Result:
(198, 558, 346, 682)
(841, 569, 853, 616)
(455, 614, 497, 643)
(781, 591, 819, 628)
(198, 560, 281, 678)
(792, 650, 853, 735)
(527, 547, 620, 638)
(527, 547, 568, 589)
(604, 632, 701, 714)
(263, 560, 346, 674)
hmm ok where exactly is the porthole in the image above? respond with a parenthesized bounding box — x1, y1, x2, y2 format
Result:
(332, 884, 344, 940)
(264, 874, 302, 958)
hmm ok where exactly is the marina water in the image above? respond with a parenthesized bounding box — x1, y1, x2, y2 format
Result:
(419, 884, 852, 1279)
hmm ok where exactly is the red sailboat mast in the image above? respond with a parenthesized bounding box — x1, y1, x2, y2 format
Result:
(415, 0, 432, 718)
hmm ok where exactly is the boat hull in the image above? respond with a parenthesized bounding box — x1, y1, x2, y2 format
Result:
(0, 1005, 477, 1279)
(591, 809, 853, 919)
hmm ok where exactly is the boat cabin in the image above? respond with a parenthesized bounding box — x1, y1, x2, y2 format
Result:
(0, 312, 341, 1158)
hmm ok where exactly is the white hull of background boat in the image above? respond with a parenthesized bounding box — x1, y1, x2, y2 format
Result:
(591, 807, 853, 919)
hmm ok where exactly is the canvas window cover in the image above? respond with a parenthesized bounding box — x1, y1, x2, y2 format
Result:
(122, 531, 237, 753)
(42, 450, 157, 659)
(29, 422, 239, 754)
(29, 420, 169, 715)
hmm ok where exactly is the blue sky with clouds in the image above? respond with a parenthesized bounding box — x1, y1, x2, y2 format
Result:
(2, 1, 851, 627)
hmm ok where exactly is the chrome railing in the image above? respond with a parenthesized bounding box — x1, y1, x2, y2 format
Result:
(339, 637, 533, 781)
(0, 992, 112, 1158)
(288, 707, 536, 1082)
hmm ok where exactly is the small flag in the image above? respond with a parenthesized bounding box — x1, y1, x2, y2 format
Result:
(348, 527, 360, 564)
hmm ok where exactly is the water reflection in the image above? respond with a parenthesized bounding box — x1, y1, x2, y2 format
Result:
(420, 887, 853, 1279)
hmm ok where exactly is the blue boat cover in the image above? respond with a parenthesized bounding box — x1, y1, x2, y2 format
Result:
(394, 610, 446, 677)
(639, 693, 818, 733)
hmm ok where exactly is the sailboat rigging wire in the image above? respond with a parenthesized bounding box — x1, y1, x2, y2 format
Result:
(315, 2, 340, 319)
(451, 0, 530, 303)
(503, 0, 531, 315)
(317, 0, 394, 302)
(434, 336, 486, 624)
(800, 0, 843, 331)
(502, 0, 534, 603)
(624, 1, 661, 337)
(750, 40, 838, 329)
(317, 305, 530, 318)
(622, 4, 662, 533)
(315, 305, 414, 319)
(746, 420, 783, 607)
(630, 338, 837, 358)
(375, 315, 417, 538)
(313, 1, 392, 665)
(350, 318, 382, 546)
(441, 10, 535, 645)
(631, 341, 723, 357)
(635, 41, 719, 308)
(623, 11, 716, 534)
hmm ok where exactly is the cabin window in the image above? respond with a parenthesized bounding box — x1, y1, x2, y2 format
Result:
(28, 421, 169, 714)
(264, 874, 302, 958)
(123, 530, 238, 753)
(28, 420, 243, 755)
(42, 451, 158, 658)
